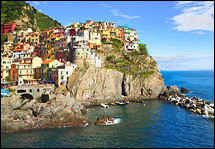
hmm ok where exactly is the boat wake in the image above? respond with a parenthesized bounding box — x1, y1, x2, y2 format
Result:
(80, 123, 89, 127)
(105, 118, 121, 125)
(203, 115, 214, 119)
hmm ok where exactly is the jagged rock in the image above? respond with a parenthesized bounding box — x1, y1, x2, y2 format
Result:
(58, 65, 166, 102)
(181, 87, 190, 93)
(95, 116, 114, 125)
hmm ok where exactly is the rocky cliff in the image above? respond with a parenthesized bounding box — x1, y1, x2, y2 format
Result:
(56, 53, 167, 102)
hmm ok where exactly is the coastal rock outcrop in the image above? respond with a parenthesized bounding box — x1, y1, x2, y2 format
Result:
(181, 87, 190, 93)
(1, 92, 89, 133)
(95, 116, 114, 125)
(159, 85, 183, 99)
(56, 65, 167, 102)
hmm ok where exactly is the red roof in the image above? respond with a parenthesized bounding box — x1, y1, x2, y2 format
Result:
(78, 29, 86, 32)
(41, 59, 55, 64)
(31, 32, 39, 35)
(13, 49, 27, 52)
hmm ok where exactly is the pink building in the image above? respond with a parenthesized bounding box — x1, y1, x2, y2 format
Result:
(1, 22, 23, 33)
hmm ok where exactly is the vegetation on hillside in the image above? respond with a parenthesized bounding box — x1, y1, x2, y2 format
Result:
(1, 1, 62, 32)
(104, 39, 157, 79)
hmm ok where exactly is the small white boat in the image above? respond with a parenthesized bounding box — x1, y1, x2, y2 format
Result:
(101, 103, 109, 108)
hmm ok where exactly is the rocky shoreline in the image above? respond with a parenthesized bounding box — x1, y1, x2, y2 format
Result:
(159, 86, 214, 117)
(1, 85, 214, 133)
(1, 92, 90, 133)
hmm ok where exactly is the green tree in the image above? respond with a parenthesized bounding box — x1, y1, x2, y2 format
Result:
(139, 44, 149, 56)
(14, 26, 23, 31)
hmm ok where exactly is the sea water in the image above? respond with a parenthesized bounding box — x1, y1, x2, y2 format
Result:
(1, 71, 214, 148)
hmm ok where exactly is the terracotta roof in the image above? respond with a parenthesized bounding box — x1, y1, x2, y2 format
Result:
(42, 31, 48, 33)
(31, 32, 39, 35)
(78, 29, 86, 32)
(41, 59, 55, 64)
(13, 49, 27, 52)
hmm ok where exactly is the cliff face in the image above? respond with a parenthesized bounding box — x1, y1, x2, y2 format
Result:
(57, 61, 167, 102)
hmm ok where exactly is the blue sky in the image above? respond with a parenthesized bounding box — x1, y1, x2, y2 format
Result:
(26, 1, 214, 71)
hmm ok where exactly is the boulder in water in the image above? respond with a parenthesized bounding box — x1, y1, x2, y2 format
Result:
(95, 116, 114, 125)
(181, 87, 190, 93)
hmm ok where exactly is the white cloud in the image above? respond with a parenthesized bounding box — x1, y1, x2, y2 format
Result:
(153, 55, 214, 70)
(33, 1, 40, 6)
(38, 9, 42, 12)
(192, 31, 206, 35)
(153, 54, 214, 60)
(171, 1, 214, 32)
(101, 4, 140, 20)
(43, 1, 47, 4)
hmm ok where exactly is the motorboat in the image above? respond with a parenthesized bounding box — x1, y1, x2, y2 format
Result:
(115, 100, 128, 105)
(101, 103, 109, 108)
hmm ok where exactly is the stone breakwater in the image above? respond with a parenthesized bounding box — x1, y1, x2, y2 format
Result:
(165, 94, 214, 117)
(158, 85, 214, 117)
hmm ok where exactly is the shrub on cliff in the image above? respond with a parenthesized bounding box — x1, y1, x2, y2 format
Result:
(139, 44, 149, 56)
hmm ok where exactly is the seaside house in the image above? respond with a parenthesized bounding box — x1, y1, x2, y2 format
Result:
(12, 48, 30, 62)
(118, 26, 130, 41)
(41, 59, 63, 81)
(108, 28, 116, 39)
(77, 29, 89, 41)
(69, 22, 81, 29)
(50, 61, 77, 86)
(16, 56, 43, 85)
(124, 41, 140, 52)
(9, 63, 19, 86)
(34, 66, 42, 83)
(1, 22, 23, 33)
(1, 57, 12, 81)
(129, 29, 138, 41)
(70, 40, 91, 66)
(1, 65, 4, 82)
(100, 21, 115, 30)
(2, 41, 13, 52)
(100, 30, 109, 41)
(30, 32, 40, 46)
(40, 30, 50, 43)
(88, 28, 101, 45)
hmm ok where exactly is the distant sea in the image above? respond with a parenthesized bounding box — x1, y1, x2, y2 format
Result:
(1, 70, 214, 148)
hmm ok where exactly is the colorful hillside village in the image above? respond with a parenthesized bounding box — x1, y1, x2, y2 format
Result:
(1, 20, 140, 88)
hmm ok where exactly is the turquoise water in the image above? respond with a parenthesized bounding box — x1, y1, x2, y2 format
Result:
(1, 71, 214, 148)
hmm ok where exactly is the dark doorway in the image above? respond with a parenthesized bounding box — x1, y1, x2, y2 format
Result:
(21, 94, 33, 100)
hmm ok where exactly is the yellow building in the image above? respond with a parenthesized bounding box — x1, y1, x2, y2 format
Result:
(100, 30, 109, 39)
(115, 28, 121, 40)
(17, 56, 43, 85)
(108, 28, 116, 39)
(89, 29, 101, 45)
(30, 32, 40, 46)
(43, 37, 56, 60)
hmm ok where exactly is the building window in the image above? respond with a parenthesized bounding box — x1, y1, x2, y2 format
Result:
(78, 52, 80, 55)
(61, 76, 63, 79)
(66, 71, 68, 74)
(29, 89, 32, 92)
(37, 89, 40, 92)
